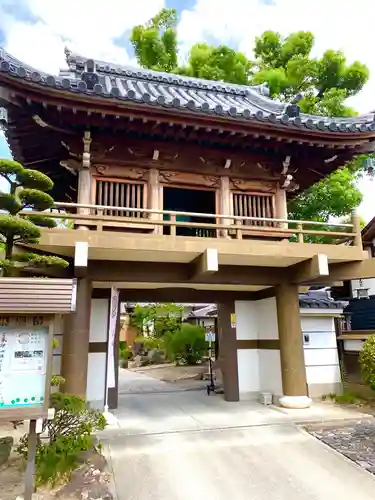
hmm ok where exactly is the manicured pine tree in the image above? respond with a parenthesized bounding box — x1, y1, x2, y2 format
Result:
(0, 159, 68, 275)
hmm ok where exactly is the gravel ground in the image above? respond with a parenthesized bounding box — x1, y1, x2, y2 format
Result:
(310, 419, 375, 475)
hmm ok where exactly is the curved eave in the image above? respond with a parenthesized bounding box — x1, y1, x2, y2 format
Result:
(1, 52, 375, 143)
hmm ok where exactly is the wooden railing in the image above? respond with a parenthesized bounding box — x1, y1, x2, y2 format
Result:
(20, 202, 362, 246)
(232, 192, 275, 227)
(95, 178, 146, 217)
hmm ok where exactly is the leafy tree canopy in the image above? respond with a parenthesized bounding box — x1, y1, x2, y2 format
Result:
(131, 9, 372, 223)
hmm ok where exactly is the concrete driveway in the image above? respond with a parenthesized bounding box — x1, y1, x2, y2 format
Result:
(101, 370, 375, 500)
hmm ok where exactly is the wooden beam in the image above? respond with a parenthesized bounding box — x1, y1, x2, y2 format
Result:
(189, 248, 219, 279)
(74, 241, 88, 278)
(87, 261, 288, 286)
(291, 254, 329, 284)
(309, 258, 375, 284)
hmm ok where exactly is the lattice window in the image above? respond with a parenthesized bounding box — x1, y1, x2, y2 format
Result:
(95, 178, 146, 217)
(232, 193, 275, 226)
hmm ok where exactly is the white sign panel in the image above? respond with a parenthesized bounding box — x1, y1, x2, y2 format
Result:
(205, 332, 216, 342)
(0, 326, 49, 410)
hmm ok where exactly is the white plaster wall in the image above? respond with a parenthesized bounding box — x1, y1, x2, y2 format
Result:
(86, 352, 107, 410)
(237, 350, 259, 396)
(235, 300, 342, 399)
(86, 298, 109, 409)
(235, 301, 257, 340)
(235, 301, 259, 399)
(344, 339, 364, 352)
(256, 297, 278, 340)
(301, 314, 341, 388)
(258, 350, 282, 395)
(89, 298, 109, 342)
(256, 298, 282, 395)
(235, 298, 282, 398)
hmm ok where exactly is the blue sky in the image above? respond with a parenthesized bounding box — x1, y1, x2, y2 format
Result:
(1, 0, 375, 219)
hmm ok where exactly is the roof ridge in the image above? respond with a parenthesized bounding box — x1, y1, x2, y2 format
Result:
(1, 47, 375, 135)
(64, 50, 271, 97)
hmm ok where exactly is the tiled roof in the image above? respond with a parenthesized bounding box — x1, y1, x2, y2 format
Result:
(187, 292, 344, 318)
(1, 48, 375, 135)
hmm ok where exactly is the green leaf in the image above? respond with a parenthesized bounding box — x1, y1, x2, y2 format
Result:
(27, 214, 57, 228)
(0, 192, 22, 214)
(17, 169, 54, 191)
(13, 252, 69, 268)
(0, 214, 40, 241)
(18, 188, 54, 210)
(0, 159, 24, 177)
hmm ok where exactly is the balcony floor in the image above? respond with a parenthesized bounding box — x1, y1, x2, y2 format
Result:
(35, 228, 366, 267)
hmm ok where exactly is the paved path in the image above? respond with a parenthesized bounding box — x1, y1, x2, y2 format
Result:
(101, 370, 375, 499)
(105, 422, 375, 500)
(118, 368, 206, 395)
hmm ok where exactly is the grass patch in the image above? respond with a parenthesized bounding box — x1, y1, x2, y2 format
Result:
(321, 391, 363, 405)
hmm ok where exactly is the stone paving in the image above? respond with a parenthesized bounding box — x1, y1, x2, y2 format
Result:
(311, 419, 375, 475)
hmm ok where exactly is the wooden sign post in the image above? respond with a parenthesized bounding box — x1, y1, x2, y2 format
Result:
(0, 278, 77, 499)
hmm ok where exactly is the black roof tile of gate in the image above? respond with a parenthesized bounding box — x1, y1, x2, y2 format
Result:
(1, 48, 375, 135)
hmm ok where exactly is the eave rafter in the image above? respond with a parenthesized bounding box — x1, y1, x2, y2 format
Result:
(2, 79, 373, 152)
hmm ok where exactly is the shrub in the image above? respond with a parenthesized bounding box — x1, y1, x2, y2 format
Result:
(134, 335, 164, 352)
(17, 392, 106, 486)
(164, 323, 207, 365)
(360, 335, 375, 390)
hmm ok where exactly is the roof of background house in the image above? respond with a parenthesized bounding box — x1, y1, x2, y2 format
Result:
(187, 290, 345, 318)
(362, 215, 375, 245)
(1, 47, 375, 135)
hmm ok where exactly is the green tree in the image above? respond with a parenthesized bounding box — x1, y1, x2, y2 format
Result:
(131, 8, 179, 72)
(130, 11, 371, 223)
(131, 303, 184, 338)
(0, 159, 69, 275)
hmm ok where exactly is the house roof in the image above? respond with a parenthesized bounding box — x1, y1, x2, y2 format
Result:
(362, 215, 375, 245)
(187, 292, 344, 318)
(1, 48, 375, 136)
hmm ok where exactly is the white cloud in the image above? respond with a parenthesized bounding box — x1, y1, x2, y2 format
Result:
(177, 0, 375, 221)
(1, 0, 375, 220)
(178, 0, 375, 113)
(0, 0, 165, 73)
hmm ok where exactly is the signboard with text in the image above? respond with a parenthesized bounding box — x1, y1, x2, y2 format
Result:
(0, 315, 53, 421)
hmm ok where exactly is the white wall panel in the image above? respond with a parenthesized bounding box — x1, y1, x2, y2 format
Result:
(256, 297, 278, 339)
(235, 301, 257, 340)
(303, 331, 337, 350)
(304, 348, 339, 367)
(86, 352, 106, 409)
(301, 316, 335, 333)
(237, 349, 259, 395)
(306, 365, 341, 384)
(344, 339, 364, 352)
(90, 298, 109, 343)
(258, 350, 282, 395)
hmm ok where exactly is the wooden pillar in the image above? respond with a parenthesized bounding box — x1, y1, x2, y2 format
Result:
(61, 277, 92, 397)
(220, 176, 231, 238)
(351, 210, 363, 249)
(276, 282, 312, 408)
(217, 301, 239, 402)
(275, 184, 287, 227)
(148, 168, 161, 234)
(77, 131, 92, 229)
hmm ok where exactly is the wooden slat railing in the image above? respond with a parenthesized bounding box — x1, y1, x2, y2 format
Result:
(233, 192, 275, 227)
(95, 179, 146, 217)
(20, 202, 361, 246)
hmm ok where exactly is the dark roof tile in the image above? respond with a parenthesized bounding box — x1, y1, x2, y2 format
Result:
(1, 48, 375, 135)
